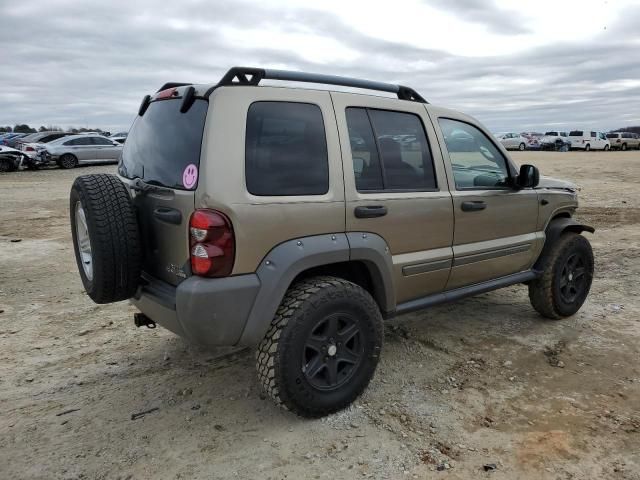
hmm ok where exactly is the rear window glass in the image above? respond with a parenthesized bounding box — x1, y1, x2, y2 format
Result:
(245, 101, 328, 196)
(119, 98, 208, 189)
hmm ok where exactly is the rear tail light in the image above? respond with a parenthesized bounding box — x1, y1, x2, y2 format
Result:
(189, 209, 235, 277)
(25, 146, 35, 152)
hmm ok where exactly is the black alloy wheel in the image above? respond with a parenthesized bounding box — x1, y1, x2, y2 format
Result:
(302, 312, 363, 390)
(558, 252, 588, 304)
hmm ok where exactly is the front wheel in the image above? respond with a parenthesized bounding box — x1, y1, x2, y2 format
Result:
(585, 144, 591, 151)
(529, 232, 594, 319)
(519, 142, 526, 151)
(256, 276, 383, 417)
(621, 143, 626, 151)
(604, 145, 610, 151)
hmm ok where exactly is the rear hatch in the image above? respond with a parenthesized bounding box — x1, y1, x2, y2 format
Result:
(118, 93, 208, 286)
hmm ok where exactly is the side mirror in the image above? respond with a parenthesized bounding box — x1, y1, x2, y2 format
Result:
(516, 164, 539, 189)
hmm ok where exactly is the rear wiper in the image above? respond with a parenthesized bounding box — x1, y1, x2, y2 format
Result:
(130, 178, 173, 195)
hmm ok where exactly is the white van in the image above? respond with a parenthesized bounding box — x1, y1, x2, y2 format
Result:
(568, 130, 610, 151)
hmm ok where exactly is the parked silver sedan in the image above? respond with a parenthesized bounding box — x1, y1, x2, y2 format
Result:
(39, 134, 122, 169)
(494, 132, 528, 151)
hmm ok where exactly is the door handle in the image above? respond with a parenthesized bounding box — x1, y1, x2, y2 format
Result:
(153, 207, 182, 225)
(354, 205, 388, 218)
(461, 201, 486, 212)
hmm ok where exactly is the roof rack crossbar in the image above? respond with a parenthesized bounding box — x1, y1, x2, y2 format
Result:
(216, 67, 427, 103)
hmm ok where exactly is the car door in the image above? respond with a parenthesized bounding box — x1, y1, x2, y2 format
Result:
(91, 136, 120, 160)
(428, 108, 542, 289)
(66, 137, 92, 160)
(331, 92, 453, 304)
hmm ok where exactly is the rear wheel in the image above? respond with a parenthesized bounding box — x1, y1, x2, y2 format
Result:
(70, 174, 141, 303)
(0, 157, 17, 172)
(529, 233, 594, 319)
(604, 145, 610, 151)
(256, 276, 383, 417)
(519, 142, 526, 151)
(59, 153, 78, 169)
(621, 143, 627, 151)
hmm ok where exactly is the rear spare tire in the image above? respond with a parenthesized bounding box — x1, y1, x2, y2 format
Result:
(70, 174, 141, 303)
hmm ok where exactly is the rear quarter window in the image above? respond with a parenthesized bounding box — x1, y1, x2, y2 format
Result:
(245, 102, 329, 196)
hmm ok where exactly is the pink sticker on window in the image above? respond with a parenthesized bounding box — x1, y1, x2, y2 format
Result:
(182, 164, 198, 189)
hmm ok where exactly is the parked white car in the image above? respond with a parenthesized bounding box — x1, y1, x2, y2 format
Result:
(568, 130, 610, 151)
(539, 131, 571, 151)
(494, 132, 528, 150)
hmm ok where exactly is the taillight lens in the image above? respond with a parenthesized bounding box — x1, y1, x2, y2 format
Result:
(25, 146, 35, 152)
(189, 209, 234, 277)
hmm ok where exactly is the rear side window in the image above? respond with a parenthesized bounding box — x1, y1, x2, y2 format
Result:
(67, 137, 92, 146)
(245, 102, 328, 196)
(119, 98, 208, 190)
(606, 133, 619, 139)
(345, 107, 437, 191)
(91, 136, 113, 145)
(569, 131, 583, 136)
(590, 131, 596, 138)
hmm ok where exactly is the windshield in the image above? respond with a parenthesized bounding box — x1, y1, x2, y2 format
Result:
(119, 98, 208, 189)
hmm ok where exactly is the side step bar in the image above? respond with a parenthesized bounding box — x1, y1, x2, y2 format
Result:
(394, 270, 540, 316)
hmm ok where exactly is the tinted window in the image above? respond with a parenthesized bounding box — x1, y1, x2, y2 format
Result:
(590, 131, 596, 137)
(439, 118, 511, 189)
(119, 98, 207, 189)
(346, 108, 383, 191)
(569, 131, 583, 136)
(345, 108, 436, 191)
(245, 102, 328, 196)
(66, 137, 92, 146)
(622, 133, 631, 139)
(606, 133, 619, 139)
(91, 136, 113, 145)
(545, 131, 558, 136)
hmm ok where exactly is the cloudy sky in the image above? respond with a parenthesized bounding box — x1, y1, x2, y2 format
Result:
(2, 0, 639, 133)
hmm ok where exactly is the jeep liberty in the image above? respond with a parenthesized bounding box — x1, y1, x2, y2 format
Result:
(70, 67, 594, 417)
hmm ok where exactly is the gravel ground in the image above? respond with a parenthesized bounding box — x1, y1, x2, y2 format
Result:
(1, 151, 639, 479)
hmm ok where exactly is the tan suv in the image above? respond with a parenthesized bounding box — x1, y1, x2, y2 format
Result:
(606, 132, 640, 150)
(70, 67, 595, 417)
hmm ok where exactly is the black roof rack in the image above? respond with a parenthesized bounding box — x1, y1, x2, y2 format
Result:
(213, 67, 427, 103)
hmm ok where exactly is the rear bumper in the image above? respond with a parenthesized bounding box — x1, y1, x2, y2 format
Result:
(131, 272, 261, 347)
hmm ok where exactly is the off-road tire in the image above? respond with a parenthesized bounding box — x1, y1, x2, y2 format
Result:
(529, 232, 594, 319)
(60, 153, 78, 169)
(256, 276, 383, 417)
(70, 174, 141, 303)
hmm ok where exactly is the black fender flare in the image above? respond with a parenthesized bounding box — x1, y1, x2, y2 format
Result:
(237, 232, 394, 346)
(533, 217, 594, 270)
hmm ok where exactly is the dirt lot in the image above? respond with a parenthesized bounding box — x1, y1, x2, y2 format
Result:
(1, 151, 639, 480)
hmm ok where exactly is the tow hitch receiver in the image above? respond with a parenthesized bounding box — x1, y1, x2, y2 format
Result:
(134, 313, 156, 329)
